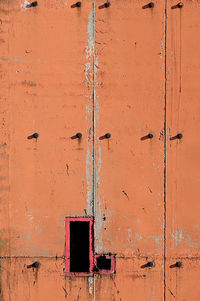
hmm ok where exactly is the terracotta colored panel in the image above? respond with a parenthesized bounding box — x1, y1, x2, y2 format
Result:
(166, 0, 200, 257)
(94, 0, 165, 257)
(94, 257, 163, 301)
(0, 0, 93, 257)
(0, 258, 93, 300)
(165, 258, 200, 301)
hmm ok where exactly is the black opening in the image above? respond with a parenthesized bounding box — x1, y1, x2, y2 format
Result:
(70, 221, 90, 273)
(96, 256, 111, 270)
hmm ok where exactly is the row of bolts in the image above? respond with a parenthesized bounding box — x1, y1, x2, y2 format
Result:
(28, 132, 183, 140)
(26, 261, 183, 269)
(26, 1, 184, 9)
(25, 0, 183, 273)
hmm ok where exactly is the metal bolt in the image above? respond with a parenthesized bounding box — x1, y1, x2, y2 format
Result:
(104, 2, 111, 7)
(148, 133, 153, 139)
(175, 261, 182, 267)
(28, 1, 38, 7)
(146, 261, 154, 267)
(177, 133, 183, 139)
(76, 132, 82, 139)
(32, 132, 39, 138)
(148, 2, 154, 8)
(75, 1, 82, 7)
(105, 133, 111, 139)
(177, 2, 184, 8)
(27, 132, 39, 139)
(27, 261, 40, 269)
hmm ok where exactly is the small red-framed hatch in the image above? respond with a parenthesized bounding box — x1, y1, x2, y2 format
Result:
(65, 217, 94, 276)
(94, 254, 116, 274)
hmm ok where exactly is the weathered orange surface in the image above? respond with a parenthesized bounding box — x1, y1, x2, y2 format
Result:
(0, 0, 200, 300)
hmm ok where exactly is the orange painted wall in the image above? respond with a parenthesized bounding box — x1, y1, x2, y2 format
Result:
(0, 0, 200, 300)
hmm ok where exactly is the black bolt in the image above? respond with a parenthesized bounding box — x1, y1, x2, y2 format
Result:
(177, 2, 184, 8)
(177, 133, 183, 139)
(75, 1, 82, 7)
(76, 132, 82, 139)
(148, 2, 154, 8)
(27, 132, 39, 139)
(27, 261, 40, 269)
(105, 133, 111, 139)
(141, 261, 154, 268)
(148, 133, 153, 139)
(30, 1, 38, 6)
(146, 261, 154, 267)
(175, 261, 182, 267)
(104, 2, 110, 7)
(32, 132, 39, 138)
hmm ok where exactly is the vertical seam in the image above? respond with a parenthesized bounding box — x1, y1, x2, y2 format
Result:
(92, 1, 96, 300)
(164, 0, 167, 300)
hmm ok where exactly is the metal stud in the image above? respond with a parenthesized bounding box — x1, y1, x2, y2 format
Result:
(141, 261, 154, 268)
(142, 2, 154, 9)
(71, 132, 82, 139)
(99, 133, 111, 140)
(177, 2, 184, 8)
(27, 132, 39, 139)
(170, 133, 183, 140)
(27, 261, 40, 269)
(75, 1, 82, 7)
(26, 1, 38, 8)
(104, 2, 110, 7)
(141, 133, 154, 140)
(170, 261, 182, 268)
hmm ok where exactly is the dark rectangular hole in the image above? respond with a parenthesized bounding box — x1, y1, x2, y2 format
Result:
(70, 221, 90, 273)
(97, 256, 111, 270)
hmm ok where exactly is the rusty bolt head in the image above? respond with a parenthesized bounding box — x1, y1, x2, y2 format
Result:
(146, 261, 154, 267)
(148, 133, 154, 139)
(105, 133, 111, 139)
(148, 2, 154, 8)
(75, 1, 82, 7)
(177, 133, 183, 139)
(177, 2, 184, 8)
(32, 132, 39, 139)
(175, 261, 182, 267)
(76, 132, 82, 139)
(104, 2, 111, 8)
(30, 1, 38, 6)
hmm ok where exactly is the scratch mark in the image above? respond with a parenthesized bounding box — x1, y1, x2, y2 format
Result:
(66, 164, 69, 176)
(168, 288, 175, 298)
(122, 190, 129, 199)
(62, 286, 68, 298)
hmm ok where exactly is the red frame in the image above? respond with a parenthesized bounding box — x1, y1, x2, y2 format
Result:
(94, 254, 116, 274)
(65, 217, 94, 276)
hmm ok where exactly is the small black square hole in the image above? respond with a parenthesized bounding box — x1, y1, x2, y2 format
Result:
(96, 256, 111, 270)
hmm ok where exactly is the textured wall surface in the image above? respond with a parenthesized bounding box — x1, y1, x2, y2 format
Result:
(0, 0, 200, 300)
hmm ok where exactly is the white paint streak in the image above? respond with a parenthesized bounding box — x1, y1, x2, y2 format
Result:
(85, 10, 95, 216)
(88, 277, 94, 296)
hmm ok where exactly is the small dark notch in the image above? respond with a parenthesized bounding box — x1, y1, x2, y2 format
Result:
(26, 1, 38, 8)
(71, 1, 82, 8)
(141, 261, 154, 268)
(141, 133, 153, 141)
(170, 261, 182, 268)
(99, 2, 110, 9)
(170, 133, 183, 140)
(27, 261, 40, 269)
(142, 2, 154, 9)
(99, 133, 111, 140)
(96, 255, 111, 270)
(71, 132, 82, 139)
(27, 132, 39, 139)
(171, 2, 183, 9)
